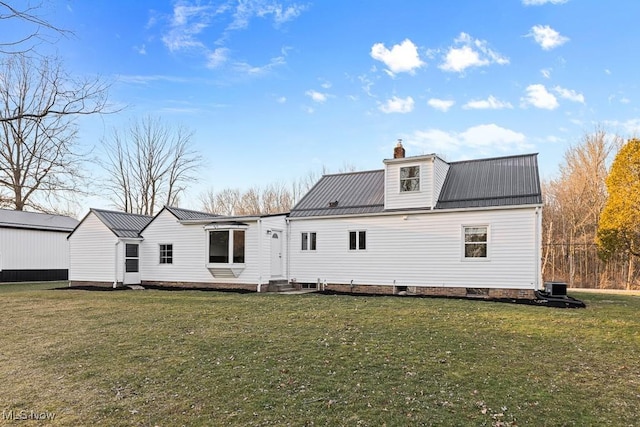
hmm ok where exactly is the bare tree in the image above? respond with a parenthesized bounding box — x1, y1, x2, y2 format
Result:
(0, 1, 69, 55)
(102, 116, 202, 216)
(0, 54, 110, 211)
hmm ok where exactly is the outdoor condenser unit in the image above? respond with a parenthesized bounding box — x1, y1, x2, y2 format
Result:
(544, 282, 567, 297)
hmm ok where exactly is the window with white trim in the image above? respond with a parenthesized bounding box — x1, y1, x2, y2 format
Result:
(208, 229, 245, 264)
(159, 244, 173, 264)
(464, 226, 488, 258)
(349, 230, 366, 251)
(400, 166, 420, 192)
(301, 232, 317, 251)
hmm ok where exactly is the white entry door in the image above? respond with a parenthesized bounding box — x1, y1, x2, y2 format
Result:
(123, 243, 141, 285)
(270, 231, 282, 277)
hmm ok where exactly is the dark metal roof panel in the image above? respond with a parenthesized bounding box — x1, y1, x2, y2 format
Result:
(92, 209, 153, 238)
(0, 209, 79, 232)
(290, 170, 385, 217)
(165, 206, 221, 221)
(435, 153, 542, 209)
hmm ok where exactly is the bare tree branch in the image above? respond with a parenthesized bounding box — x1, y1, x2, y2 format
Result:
(101, 116, 202, 216)
(0, 54, 108, 211)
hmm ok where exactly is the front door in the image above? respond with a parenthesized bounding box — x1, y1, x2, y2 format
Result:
(270, 231, 282, 277)
(123, 243, 141, 285)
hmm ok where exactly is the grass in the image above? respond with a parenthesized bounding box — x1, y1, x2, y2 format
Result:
(0, 284, 638, 426)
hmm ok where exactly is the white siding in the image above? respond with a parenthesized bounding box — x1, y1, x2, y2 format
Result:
(432, 157, 450, 207)
(140, 210, 288, 285)
(69, 213, 118, 282)
(0, 228, 69, 270)
(384, 158, 434, 210)
(289, 207, 539, 290)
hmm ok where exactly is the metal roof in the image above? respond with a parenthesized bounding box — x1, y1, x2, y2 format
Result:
(0, 208, 79, 232)
(435, 153, 542, 209)
(165, 206, 221, 221)
(91, 209, 153, 238)
(290, 153, 542, 218)
(290, 169, 385, 218)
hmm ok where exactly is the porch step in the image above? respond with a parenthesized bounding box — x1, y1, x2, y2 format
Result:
(268, 279, 294, 293)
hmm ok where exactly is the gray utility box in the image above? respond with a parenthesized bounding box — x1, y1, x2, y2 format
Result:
(544, 282, 567, 296)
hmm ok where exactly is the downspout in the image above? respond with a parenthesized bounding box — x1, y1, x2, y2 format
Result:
(286, 217, 291, 285)
(113, 240, 119, 288)
(257, 218, 262, 293)
(534, 207, 541, 291)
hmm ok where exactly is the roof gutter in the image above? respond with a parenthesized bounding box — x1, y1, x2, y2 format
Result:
(288, 203, 544, 221)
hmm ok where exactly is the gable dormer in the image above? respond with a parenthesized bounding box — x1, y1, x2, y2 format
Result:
(383, 141, 449, 210)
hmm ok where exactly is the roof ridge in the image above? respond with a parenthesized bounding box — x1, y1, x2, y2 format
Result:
(322, 168, 384, 177)
(449, 152, 538, 165)
(165, 205, 218, 215)
(91, 208, 153, 218)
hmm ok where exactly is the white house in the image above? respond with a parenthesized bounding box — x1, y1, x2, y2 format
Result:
(287, 142, 543, 299)
(68, 142, 543, 300)
(68, 209, 152, 287)
(138, 206, 288, 292)
(0, 209, 78, 282)
(68, 206, 288, 291)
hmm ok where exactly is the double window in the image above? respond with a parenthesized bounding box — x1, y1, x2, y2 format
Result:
(400, 166, 420, 192)
(301, 232, 317, 251)
(349, 231, 367, 251)
(159, 244, 173, 264)
(464, 226, 488, 259)
(209, 230, 245, 264)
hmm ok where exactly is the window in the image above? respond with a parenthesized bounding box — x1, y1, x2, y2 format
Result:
(208, 229, 245, 264)
(159, 244, 173, 264)
(464, 226, 488, 258)
(349, 231, 366, 251)
(400, 166, 420, 192)
(125, 243, 139, 273)
(301, 232, 317, 251)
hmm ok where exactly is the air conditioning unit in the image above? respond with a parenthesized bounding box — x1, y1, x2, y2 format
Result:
(544, 282, 567, 296)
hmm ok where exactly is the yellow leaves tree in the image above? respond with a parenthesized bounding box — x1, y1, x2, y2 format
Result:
(597, 138, 640, 275)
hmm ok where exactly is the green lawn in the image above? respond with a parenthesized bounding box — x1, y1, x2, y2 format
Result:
(0, 285, 638, 426)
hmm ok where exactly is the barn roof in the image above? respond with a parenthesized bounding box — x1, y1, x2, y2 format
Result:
(0, 208, 78, 232)
(90, 209, 153, 238)
(289, 153, 542, 218)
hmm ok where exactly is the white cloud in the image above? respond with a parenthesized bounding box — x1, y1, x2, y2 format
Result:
(370, 39, 424, 75)
(276, 96, 286, 104)
(305, 90, 328, 103)
(521, 84, 559, 109)
(229, 1, 307, 30)
(463, 95, 513, 110)
(605, 69, 611, 75)
(553, 86, 585, 103)
(439, 32, 509, 73)
(541, 68, 552, 79)
(529, 25, 569, 50)
(233, 54, 286, 75)
(162, 3, 215, 52)
(206, 47, 229, 68)
(428, 98, 455, 112)
(522, 0, 568, 5)
(134, 44, 147, 55)
(407, 124, 530, 156)
(379, 96, 415, 114)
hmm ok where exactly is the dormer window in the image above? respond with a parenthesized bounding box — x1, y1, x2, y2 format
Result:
(400, 166, 420, 192)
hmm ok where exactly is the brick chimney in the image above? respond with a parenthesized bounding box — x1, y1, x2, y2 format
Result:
(393, 139, 405, 159)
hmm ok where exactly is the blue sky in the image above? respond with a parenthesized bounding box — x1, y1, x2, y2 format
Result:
(20, 0, 640, 210)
